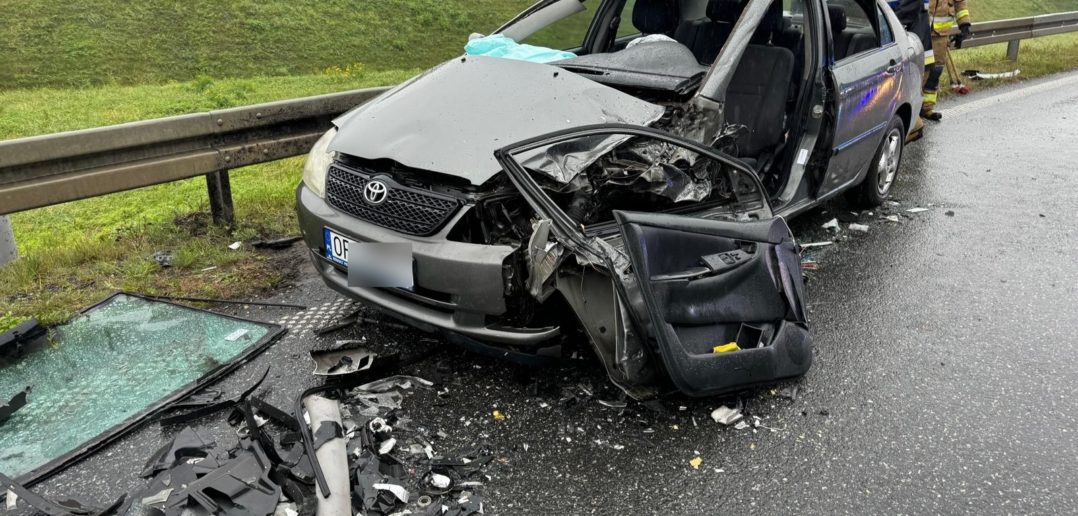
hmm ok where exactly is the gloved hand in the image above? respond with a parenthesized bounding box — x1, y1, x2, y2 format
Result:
(951, 26, 969, 49)
(960, 23, 972, 39)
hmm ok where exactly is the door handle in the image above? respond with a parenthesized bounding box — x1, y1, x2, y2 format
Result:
(885, 59, 900, 75)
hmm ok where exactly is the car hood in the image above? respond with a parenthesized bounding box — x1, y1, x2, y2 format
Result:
(330, 55, 665, 186)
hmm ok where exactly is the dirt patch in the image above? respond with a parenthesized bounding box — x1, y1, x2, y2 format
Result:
(173, 212, 212, 236)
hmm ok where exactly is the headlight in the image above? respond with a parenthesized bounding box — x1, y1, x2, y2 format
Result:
(302, 128, 337, 198)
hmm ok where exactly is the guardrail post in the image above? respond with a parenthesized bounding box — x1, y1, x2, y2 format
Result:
(0, 216, 17, 267)
(206, 170, 234, 227)
(1006, 40, 1021, 61)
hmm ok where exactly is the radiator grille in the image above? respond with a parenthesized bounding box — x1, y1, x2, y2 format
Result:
(325, 164, 461, 236)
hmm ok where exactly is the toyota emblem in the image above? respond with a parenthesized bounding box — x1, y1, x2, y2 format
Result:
(363, 180, 389, 205)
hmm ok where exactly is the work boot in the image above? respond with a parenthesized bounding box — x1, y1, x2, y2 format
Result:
(920, 108, 943, 122)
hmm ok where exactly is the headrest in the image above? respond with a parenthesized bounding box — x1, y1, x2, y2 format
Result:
(828, 5, 847, 32)
(633, 0, 680, 34)
(707, 0, 746, 24)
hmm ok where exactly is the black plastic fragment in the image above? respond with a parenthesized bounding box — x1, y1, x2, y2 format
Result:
(140, 427, 216, 478)
(167, 390, 222, 410)
(0, 471, 124, 516)
(0, 319, 45, 357)
(157, 366, 270, 426)
(153, 440, 281, 516)
(312, 421, 344, 451)
(249, 397, 300, 431)
(0, 386, 31, 425)
(252, 235, 304, 249)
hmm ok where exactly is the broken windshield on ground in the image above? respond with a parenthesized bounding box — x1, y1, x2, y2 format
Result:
(0, 293, 279, 480)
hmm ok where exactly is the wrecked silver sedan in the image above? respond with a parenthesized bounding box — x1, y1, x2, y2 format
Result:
(296, 0, 923, 398)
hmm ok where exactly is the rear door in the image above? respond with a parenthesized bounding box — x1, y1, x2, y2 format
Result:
(819, 0, 904, 198)
(494, 125, 812, 396)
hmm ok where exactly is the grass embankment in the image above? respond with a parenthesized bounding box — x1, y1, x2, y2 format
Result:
(942, 34, 1078, 94)
(0, 71, 414, 330)
(0, 0, 552, 89)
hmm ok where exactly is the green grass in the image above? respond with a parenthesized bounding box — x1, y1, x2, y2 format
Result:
(0, 0, 558, 89)
(0, 71, 414, 332)
(0, 69, 416, 139)
(967, 0, 1078, 20)
(943, 32, 1078, 95)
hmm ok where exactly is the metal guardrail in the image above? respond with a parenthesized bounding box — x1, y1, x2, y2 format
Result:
(0, 11, 1076, 238)
(0, 86, 390, 217)
(963, 11, 1078, 59)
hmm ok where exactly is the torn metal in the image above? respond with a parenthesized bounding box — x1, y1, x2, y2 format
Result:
(311, 346, 376, 376)
(497, 125, 810, 398)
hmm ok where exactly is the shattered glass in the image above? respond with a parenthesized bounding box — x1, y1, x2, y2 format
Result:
(0, 294, 276, 478)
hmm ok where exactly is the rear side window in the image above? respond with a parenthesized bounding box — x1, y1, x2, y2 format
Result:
(877, 5, 894, 45)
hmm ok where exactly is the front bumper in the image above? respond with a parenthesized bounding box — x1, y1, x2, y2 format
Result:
(296, 184, 560, 346)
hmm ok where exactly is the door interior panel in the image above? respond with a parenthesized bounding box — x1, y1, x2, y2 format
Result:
(616, 210, 812, 396)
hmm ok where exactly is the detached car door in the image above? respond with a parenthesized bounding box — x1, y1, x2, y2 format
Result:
(494, 125, 812, 397)
(615, 211, 812, 395)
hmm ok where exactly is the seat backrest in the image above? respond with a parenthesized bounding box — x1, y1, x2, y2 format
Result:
(633, 0, 681, 35)
(846, 32, 877, 56)
(674, 0, 743, 65)
(723, 44, 795, 157)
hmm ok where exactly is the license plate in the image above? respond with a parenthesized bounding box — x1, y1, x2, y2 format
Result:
(324, 228, 415, 289)
(324, 228, 352, 267)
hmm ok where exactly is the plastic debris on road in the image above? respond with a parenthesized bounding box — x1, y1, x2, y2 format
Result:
(800, 241, 833, 249)
(962, 69, 1020, 80)
(689, 456, 703, 469)
(710, 405, 743, 425)
(906, 207, 929, 213)
(152, 250, 173, 267)
(822, 218, 840, 232)
(848, 223, 870, 233)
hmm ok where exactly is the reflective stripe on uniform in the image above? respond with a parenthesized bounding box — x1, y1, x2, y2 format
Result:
(933, 21, 956, 30)
(956, 9, 970, 20)
(923, 91, 938, 103)
(924, 49, 935, 65)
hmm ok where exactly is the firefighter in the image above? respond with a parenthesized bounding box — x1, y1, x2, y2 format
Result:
(922, 0, 972, 121)
(889, 0, 932, 138)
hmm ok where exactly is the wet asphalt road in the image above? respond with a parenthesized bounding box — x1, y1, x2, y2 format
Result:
(18, 71, 1078, 515)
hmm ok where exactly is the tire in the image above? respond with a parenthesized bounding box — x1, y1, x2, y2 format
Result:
(847, 115, 905, 208)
